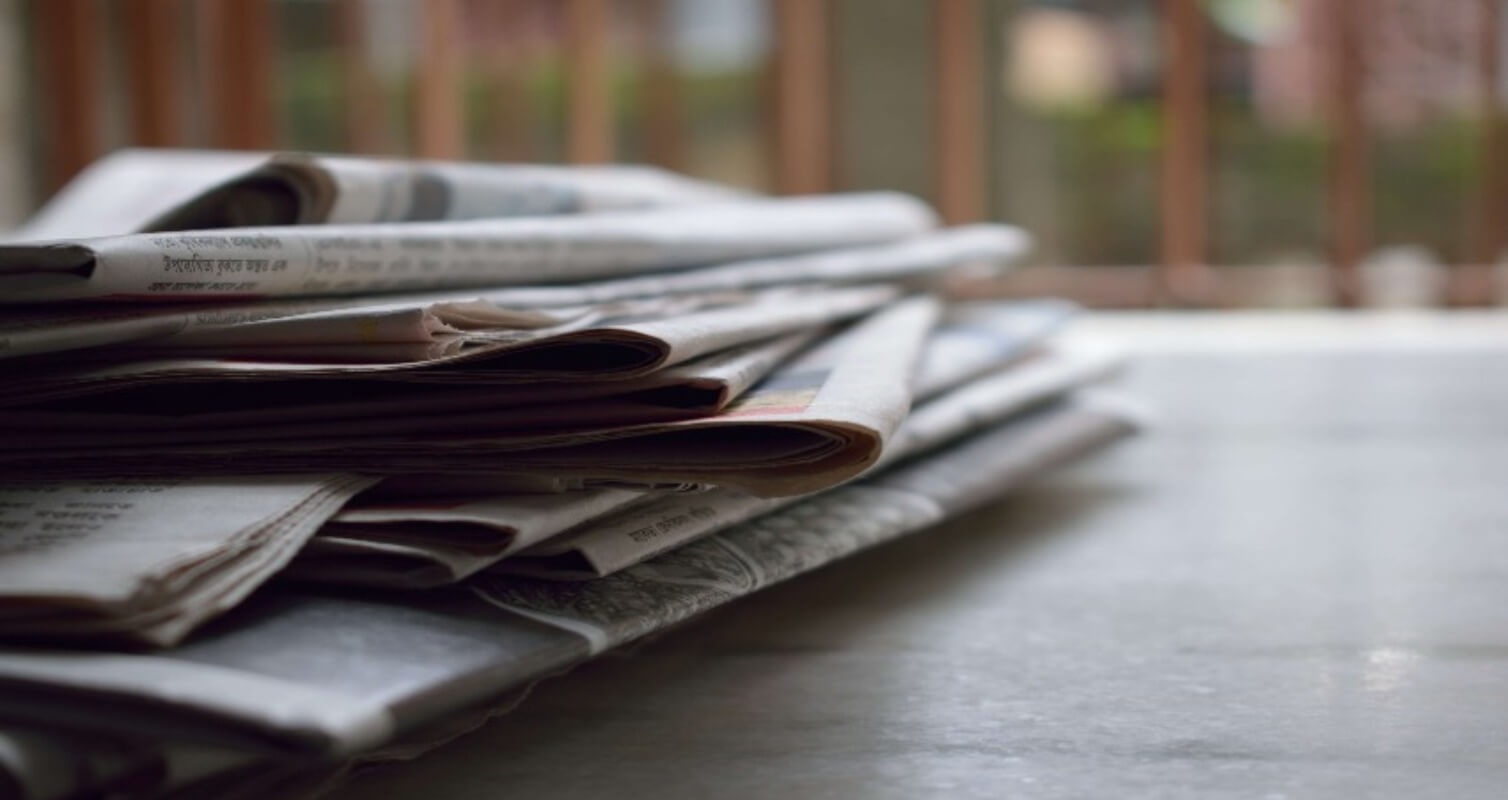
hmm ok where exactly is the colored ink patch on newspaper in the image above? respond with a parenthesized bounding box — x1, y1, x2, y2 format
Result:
(719, 368, 829, 417)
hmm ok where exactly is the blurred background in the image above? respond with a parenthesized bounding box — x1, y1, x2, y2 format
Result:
(0, 0, 1503, 308)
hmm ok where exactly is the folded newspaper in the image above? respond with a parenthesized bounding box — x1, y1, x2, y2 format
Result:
(0, 300, 1116, 648)
(0, 150, 1145, 799)
(0, 296, 941, 495)
(0, 397, 1136, 800)
(12, 150, 747, 241)
(502, 344, 1122, 583)
(0, 283, 897, 413)
(285, 300, 1091, 588)
(0, 330, 823, 441)
(0, 224, 1023, 361)
(0, 222, 1025, 372)
(144, 151, 749, 231)
(0, 192, 932, 303)
(0, 396, 1138, 765)
(0, 475, 374, 646)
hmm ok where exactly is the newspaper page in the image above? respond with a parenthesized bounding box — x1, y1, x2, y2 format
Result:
(221, 328, 822, 443)
(0, 192, 934, 303)
(285, 488, 658, 589)
(913, 298, 1077, 399)
(162, 397, 1140, 795)
(0, 285, 889, 448)
(0, 474, 373, 646)
(0, 286, 586, 362)
(503, 343, 1123, 580)
(282, 331, 818, 589)
(147, 153, 747, 230)
(480, 397, 1139, 653)
(308, 301, 1094, 586)
(6, 150, 267, 242)
(881, 345, 1123, 468)
(435, 326, 823, 413)
(400, 295, 939, 496)
(0, 398, 1137, 758)
(0, 224, 1017, 361)
(144, 152, 748, 231)
(475, 223, 1029, 308)
(9, 149, 744, 241)
(0, 329, 821, 440)
(0, 284, 890, 412)
(0, 297, 939, 495)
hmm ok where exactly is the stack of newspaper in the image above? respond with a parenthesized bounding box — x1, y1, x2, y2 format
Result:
(0, 151, 1139, 799)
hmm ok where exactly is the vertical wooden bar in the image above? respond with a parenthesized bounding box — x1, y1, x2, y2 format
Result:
(1159, 0, 1211, 302)
(565, 0, 613, 163)
(477, 0, 534, 162)
(631, 0, 684, 170)
(414, 0, 465, 158)
(933, 0, 984, 224)
(33, 0, 103, 191)
(335, 0, 388, 154)
(122, 0, 183, 147)
(1468, 0, 1506, 305)
(201, 0, 278, 150)
(771, 0, 832, 194)
(1326, 0, 1368, 307)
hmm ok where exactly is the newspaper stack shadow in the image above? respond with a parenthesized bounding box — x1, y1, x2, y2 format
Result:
(0, 150, 1143, 800)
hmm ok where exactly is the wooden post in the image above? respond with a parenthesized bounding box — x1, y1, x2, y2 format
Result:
(122, 0, 183, 147)
(771, 0, 832, 194)
(477, 0, 534, 162)
(33, 0, 103, 191)
(1159, 0, 1212, 303)
(334, 0, 389, 154)
(565, 0, 613, 163)
(415, 0, 465, 159)
(1326, 0, 1368, 307)
(631, 0, 684, 170)
(933, 0, 984, 224)
(1467, 0, 1506, 305)
(201, 0, 278, 150)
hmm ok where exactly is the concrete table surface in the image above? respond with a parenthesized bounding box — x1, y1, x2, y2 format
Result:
(327, 312, 1508, 799)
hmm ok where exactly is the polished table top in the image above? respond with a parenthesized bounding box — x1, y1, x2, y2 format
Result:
(328, 312, 1508, 799)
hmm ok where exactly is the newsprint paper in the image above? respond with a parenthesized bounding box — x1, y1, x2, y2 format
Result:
(0, 330, 822, 442)
(502, 343, 1122, 581)
(0, 193, 932, 302)
(0, 222, 1025, 360)
(0, 396, 1138, 774)
(145, 151, 748, 231)
(0, 224, 1021, 362)
(0, 297, 941, 495)
(0, 475, 374, 646)
(287, 300, 1091, 588)
(0, 283, 894, 414)
(9, 150, 745, 241)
